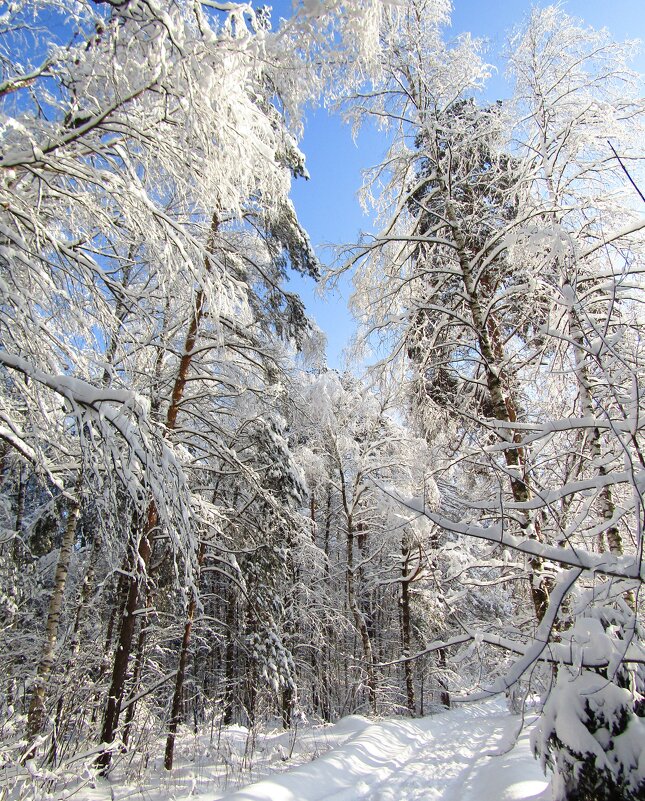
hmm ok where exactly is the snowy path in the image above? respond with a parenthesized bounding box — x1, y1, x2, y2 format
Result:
(217, 700, 550, 801)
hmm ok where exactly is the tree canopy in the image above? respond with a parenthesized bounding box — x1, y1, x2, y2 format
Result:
(0, 3, 643, 800)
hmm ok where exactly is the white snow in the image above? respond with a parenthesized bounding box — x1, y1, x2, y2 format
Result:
(89, 699, 550, 801)
(214, 701, 548, 801)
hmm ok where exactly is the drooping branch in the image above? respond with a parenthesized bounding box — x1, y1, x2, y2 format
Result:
(374, 481, 644, 582)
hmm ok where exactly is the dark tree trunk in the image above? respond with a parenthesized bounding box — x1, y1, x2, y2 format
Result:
(121, 606, 149, 749)
(97, 505, 155, 772)
(400, 543, 415, 716)
(437, 648, 450, 708)
(281, 686, 294, 730)
(223, 583, 237, 725)
(164, 541, 206, 770)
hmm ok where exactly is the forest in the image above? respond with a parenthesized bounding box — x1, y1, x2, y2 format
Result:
(0, 1, 643, 800)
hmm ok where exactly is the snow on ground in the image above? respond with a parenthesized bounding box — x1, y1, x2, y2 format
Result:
(215, 700, 550, 801)
(90, 699, 550, 801)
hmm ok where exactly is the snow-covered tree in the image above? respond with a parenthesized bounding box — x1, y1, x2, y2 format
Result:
(339, 2, 644, 797)
(0, 0, 323, 777)
(291, 370, 441, 715)
(1, 1, 643, 798)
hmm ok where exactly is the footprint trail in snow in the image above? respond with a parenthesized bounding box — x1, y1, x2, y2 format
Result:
(218, 699, 549, 801)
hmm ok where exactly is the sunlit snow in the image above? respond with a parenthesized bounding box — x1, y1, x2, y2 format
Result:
(89, 699, 549, 801)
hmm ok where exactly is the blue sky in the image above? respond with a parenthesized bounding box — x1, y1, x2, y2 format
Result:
(272, 0, 645, 368)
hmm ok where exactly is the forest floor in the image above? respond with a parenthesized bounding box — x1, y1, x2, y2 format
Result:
(84, 698, 551, 801)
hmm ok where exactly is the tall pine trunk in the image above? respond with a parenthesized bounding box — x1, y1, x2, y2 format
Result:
(400, 539, 416, 716)
(445, 197, 549, 622)
(164, 541, 206, 770)
(97, 504, 156, 771)
(98, 217, 218, 771)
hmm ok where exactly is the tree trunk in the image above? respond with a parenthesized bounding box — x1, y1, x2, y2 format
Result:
(345, 516, 377, 714)
(121, 608, 148, 749)
(569, 304, 633, 609)
(315, 487, 334, 722)
(164, 540, 206, 770)
(98, 218, 220, 771)
(97, 503, 156, 771)
(12, 463, 27, 564)
(25, 487, 81, 753)
(446, 198, 549, 622)
(400, 541, 415, 716)
(91, 541, 134, 725)
(281, 686, 294, 730)
(437, 648, 450, 708)
(14, 463, 26, 536)
(336, 457, 377, 715)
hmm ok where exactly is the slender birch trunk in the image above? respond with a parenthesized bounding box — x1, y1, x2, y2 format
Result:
(25, 485, 81, 752)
